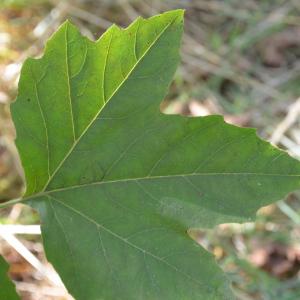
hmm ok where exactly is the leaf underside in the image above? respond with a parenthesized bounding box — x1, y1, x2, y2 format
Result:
(0, 256, 19, 300)
(9, 9, 300, 300)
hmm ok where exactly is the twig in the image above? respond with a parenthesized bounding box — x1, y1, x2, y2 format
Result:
(118, 0, 140, 21)
(16, 282, 73, 299)
(270, 97, 300, 145)
(280, 135, 300, 157)
(0, 225, 41, 235)
(0, 233, 62, 286)
(66, 4, 112, 29)
(277, 200, 300, 225)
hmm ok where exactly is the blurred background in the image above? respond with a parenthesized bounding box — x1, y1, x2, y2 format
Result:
(0, 0, 300, 299)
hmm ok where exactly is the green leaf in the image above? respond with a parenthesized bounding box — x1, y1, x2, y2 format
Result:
(9, 9, 300, 300)
(0, 255, 19, 300)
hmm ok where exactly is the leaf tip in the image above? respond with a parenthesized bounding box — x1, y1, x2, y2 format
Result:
(166, 8, 185, 22)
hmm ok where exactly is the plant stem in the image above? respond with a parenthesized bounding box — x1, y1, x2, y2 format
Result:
(0, 198, 24, 209)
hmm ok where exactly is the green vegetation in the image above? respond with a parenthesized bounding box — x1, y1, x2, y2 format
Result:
(0, 10, 299, 299)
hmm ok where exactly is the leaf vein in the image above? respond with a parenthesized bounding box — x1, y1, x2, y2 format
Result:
(42, 16, 178, 192)
(47, 196, 82, 293)
(65, 24, 76, 142)
(50, 196, 211, 290)
(96, 226, 121, 288)
(34, 81, 50, 178)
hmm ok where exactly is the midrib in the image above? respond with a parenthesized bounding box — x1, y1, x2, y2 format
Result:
(26, 172, 300, 202)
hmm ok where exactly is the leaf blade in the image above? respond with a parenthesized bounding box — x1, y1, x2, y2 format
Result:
(11, 9, 300, 300)
(31, 191, 234, 300)
(0, 255, 20, 300)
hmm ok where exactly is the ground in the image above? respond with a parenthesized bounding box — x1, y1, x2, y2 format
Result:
(0, 1, 300, 299)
